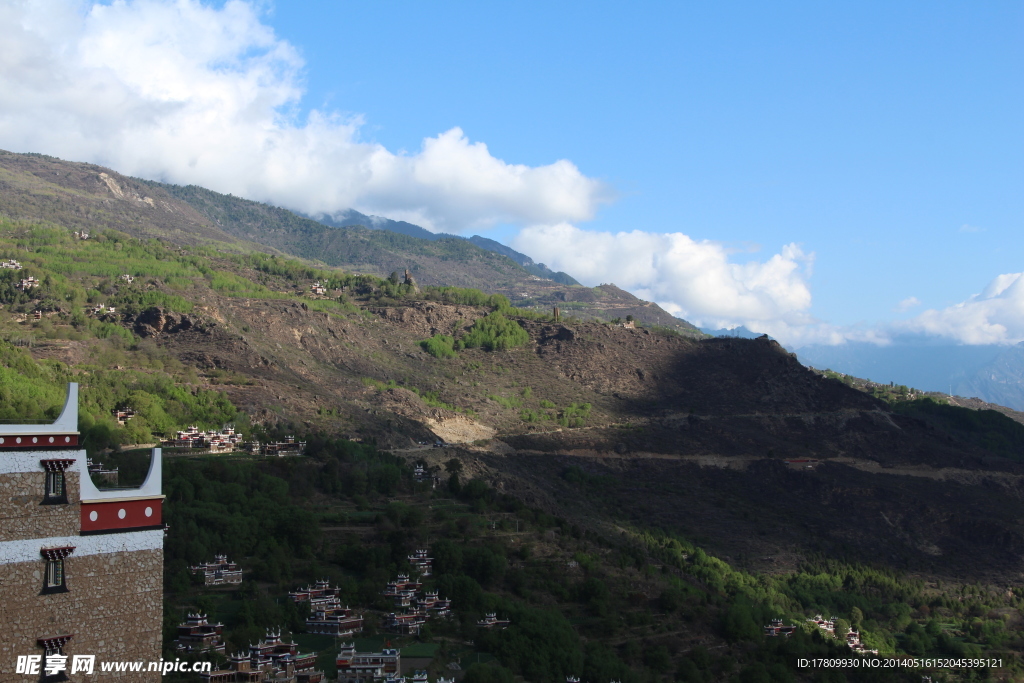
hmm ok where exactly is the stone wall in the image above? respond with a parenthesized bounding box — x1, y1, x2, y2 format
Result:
(0, 471, 80, 542)
(0, 548, 163, 683)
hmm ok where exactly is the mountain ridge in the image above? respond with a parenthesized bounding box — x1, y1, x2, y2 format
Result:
(0, 149, 698, 335)
(311, 208, 581, 285)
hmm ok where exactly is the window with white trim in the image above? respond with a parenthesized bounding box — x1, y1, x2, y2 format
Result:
(40, 460, 74, 504)
(46, 559, 64, 589)
(40, 547, 74, 595)
(45, 471, 65, 499)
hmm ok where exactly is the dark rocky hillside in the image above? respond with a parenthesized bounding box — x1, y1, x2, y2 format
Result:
(44, 281, 1022, 583)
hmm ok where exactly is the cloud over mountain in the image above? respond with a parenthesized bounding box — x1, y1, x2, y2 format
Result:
(0, 0, 607, 233)
(512, 223, 815, 332)
(902, 272, 1024, 345)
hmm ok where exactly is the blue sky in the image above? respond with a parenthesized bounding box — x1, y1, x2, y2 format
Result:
(2, 0, 1021, 344)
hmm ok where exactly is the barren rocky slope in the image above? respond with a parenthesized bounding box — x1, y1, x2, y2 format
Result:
(31, 282, 1020, 583)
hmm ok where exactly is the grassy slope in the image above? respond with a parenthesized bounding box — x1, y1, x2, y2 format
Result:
(0, 149, 700, 334)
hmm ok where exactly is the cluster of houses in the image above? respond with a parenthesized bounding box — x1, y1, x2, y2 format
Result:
(1, 258, 21, 269)
(408, 549, 432, 577)
(412, 464, 441, 488)
(176, 545, 507, 682)
(310, 281, 328, 296)
(168, 425, 245, 452)
(113, 407, 135, 425)
(173, 611, 464, 683)
(335, 644, 453, 683)
(200, 629, 323, 683)
(174, 608, 472, 683)
(476, 613, 511, 630)
(191, 555, 244, 586)
(86, 456, 118, 485)
(763, 615, 878, 656)
(382, 572, 452, 636)
(248, 436, 307, 457)
(765, 614, 836, 638)
(844, 628, 879, 656)
(289, 580, 365, 637)
(89, 303, 116, 316)
(287, 578, 462, 682)
(16, 276, 39, 291)
(162, 426, 307, 457)
(175, 613, 226, 655)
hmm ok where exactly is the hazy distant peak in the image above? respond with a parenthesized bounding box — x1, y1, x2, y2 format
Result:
(700, 325, 767, 340)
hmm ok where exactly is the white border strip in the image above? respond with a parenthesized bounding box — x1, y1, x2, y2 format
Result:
(77, 448, 162, 500)
(0, 529, 163, 564)
(0, 450, 84, 475)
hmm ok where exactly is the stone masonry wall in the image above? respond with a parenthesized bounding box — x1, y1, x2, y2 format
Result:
(0, 548, 163, 683)
(0, 472, 80, 543)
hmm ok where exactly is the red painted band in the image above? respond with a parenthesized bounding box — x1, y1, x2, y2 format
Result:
(80, 499, 163, 532)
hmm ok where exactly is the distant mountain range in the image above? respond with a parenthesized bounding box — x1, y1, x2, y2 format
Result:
(313, 209, 580, 285)
(795, 339, 1024, 410)
(700, 325, 765, 339)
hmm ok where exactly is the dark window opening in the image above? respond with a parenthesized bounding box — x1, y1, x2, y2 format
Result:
(42, 559, 68, 595)
(43, 472, 67, 505)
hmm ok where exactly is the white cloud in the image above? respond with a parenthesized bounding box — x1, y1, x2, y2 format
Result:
(959, 224, 985, 233)
(895, 296, 921, 312)
(0, 0, 607, 233)
(511, 223, 815, 332)
(901, 272, 1024, 345)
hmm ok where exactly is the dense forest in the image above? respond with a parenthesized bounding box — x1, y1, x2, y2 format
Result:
(156, 443, 1024, 682)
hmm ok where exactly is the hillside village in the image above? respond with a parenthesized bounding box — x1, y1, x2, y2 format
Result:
(4, 165, 1024, 682)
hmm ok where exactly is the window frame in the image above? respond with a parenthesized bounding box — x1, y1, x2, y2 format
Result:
(40, 460, 74, 505)
(45, 559, 65, 590)
(44, 471, 67, 504)
(40, 547, 74, 595)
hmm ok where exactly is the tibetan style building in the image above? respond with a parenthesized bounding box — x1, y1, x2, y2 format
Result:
(0, 383, 164, 680)
(200, 630, 322, 683)
(191, 555, 244, 585)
